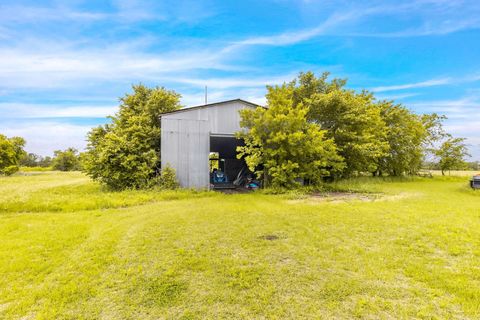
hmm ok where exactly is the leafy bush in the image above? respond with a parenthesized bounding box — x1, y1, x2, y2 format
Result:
(3, 165, 19, 176)
(0, 134, 25, 176)
(157, 165, 179, 190)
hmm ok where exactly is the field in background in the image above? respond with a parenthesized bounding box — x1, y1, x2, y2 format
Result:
(428, 170, 480, 177)
(1, 172, 479, 319)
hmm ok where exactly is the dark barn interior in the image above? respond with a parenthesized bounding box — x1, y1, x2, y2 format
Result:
(209, 135, 246, 188)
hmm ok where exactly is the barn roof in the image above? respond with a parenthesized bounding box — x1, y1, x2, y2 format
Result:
(160, 98, 262, 116)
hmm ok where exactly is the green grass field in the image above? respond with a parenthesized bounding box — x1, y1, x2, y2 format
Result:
(1, 172, 479, 319)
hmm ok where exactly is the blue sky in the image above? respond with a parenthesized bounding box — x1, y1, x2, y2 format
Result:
(1, 0, 479, 159)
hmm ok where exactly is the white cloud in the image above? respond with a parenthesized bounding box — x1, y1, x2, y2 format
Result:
(408, 97, 478, 109)
(400, 17, 480, 36)
(0, 1, 217, 27)
(372, 78, 451, 92)
(2, 122, 92, 156)
(0, 42, 233, 89)
(371, 73, 480, 96)
(375, 92, 420, 100)
(5, 1, 475, 93)
(406, 96, 480, 116)
(345, 17, 480, 38)
(0, 103, 117, 118)
(225, 11, 355, 49)
(112, 0, 217, 23)
(219, 4, 412, 53)
(444, 121, 480, 154)
(0, 4, 107, 23)
(396, 94, 480, 159)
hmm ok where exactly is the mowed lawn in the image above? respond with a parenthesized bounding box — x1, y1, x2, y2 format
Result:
(1, 172, 479, 319)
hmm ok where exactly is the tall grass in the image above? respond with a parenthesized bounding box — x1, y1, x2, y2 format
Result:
(1, 172, 479, 318)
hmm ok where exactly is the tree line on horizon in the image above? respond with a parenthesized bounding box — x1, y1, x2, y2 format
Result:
(0, 71, 474, 188)
(0, 140, 82, 175)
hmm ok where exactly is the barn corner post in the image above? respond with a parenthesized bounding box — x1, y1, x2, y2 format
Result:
(207, 131, 211, 190)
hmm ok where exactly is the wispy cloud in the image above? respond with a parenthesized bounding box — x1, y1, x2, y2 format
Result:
(225, 11, 355, 50)
(334, 0, 480, 37)
(0, 41, 234, 89)
(375, 92, 421, 100)
(220, 3, 397, 52)
(407, 97, 480, 114)
(347, 17, 480, 38)
(406, 94, 480, 158)
(0, 4, 107, 23)
(0, 1, 217, 27)
(371, 78, 451, 92)
(371, 73, 480, 93)
(0, 103, 116, 119)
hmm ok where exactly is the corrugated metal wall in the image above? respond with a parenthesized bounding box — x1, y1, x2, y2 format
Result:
(161, 118, 210, 189)
(160, 100, 257, 189)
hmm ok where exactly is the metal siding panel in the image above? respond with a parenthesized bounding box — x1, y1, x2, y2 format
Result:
(178, 120, 190, 187)
(163, 101, 256, 135)
(188, 120, 206, 188)
(161, 118, 184, 186)
(161, 117, 209, 189)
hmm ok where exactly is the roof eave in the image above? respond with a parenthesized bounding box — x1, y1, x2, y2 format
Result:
(160, 98, 263, 116)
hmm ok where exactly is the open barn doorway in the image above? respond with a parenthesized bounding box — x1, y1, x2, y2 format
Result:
(209, 134, 248, 189)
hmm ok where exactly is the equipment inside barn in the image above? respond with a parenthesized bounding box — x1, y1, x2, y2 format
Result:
(209, 136, 248, 189)
(470, 175, 480, 189)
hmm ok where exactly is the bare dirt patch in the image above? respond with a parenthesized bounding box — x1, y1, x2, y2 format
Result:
(259, 234, 280, 241)
(215, 188, 253, 194)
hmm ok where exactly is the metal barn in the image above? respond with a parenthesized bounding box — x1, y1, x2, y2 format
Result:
(160, 99, 260, 189)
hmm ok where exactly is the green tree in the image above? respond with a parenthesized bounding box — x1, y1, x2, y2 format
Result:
(237, 84, 344, 188)
(0, 135, 26, 175)
(38, 156, 52, 168)
(467, 161, 479, 171)
(20, 153, 53, 168)
(20, 153, 40, 167)
(52, 148, 81, 171)
(284, 72, 389, 176)
(309, 89, 389, 176)
(435, 136, 470, 175)
(376, 101, 428, 175)
(278, 71, 448, 177)
(83, 84, 181, 189)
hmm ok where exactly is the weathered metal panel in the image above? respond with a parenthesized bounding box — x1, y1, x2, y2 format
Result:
(161, 100, 256, 135)
(161, 118, 209, 189)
